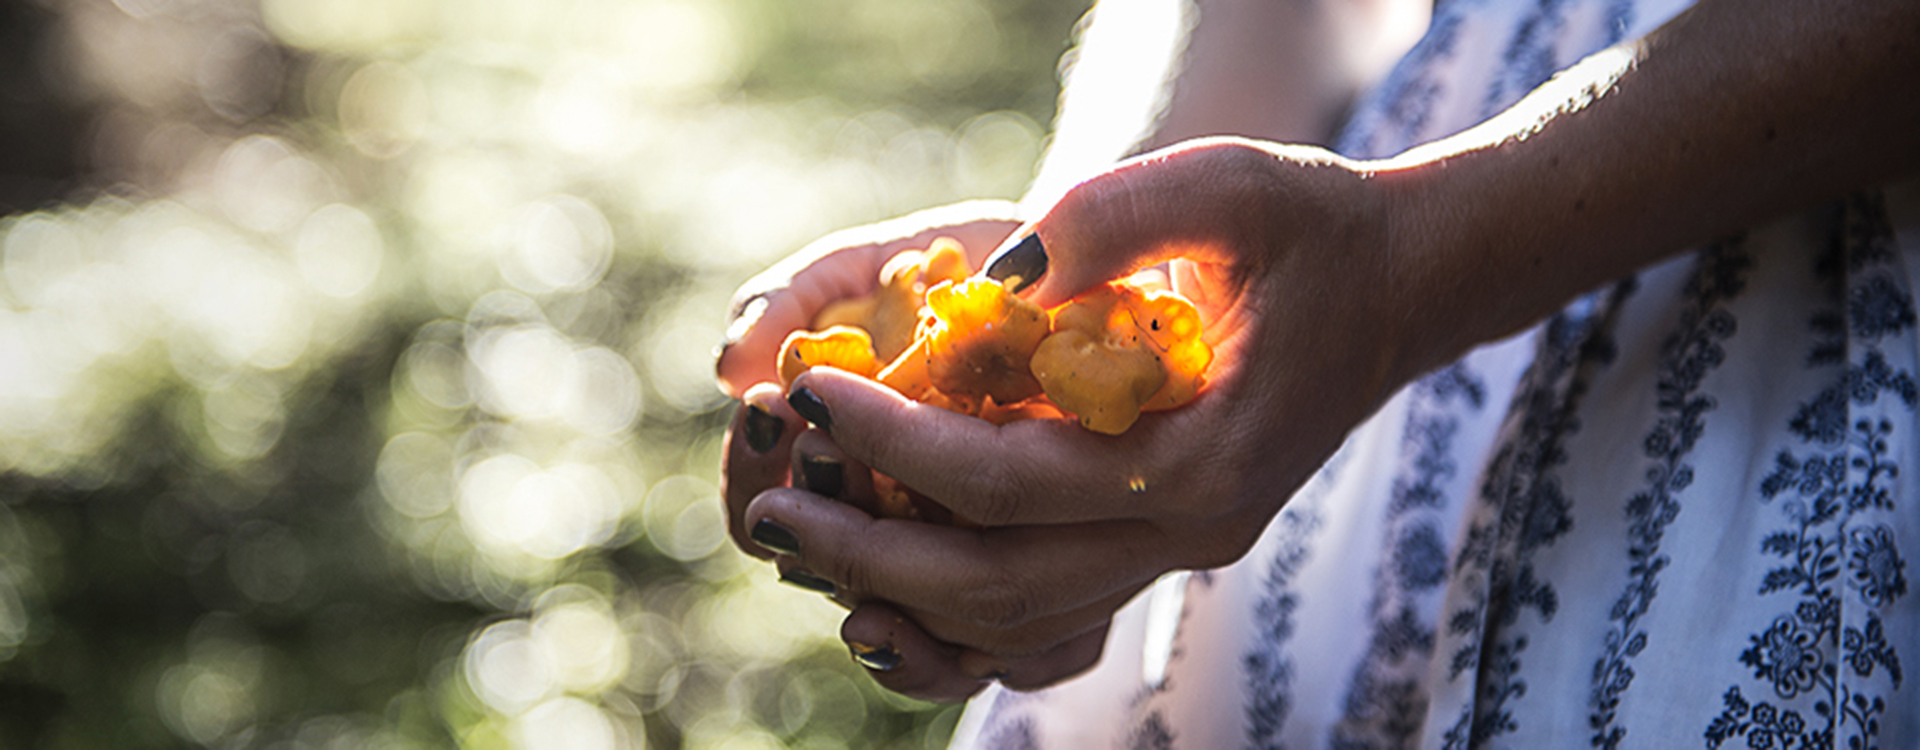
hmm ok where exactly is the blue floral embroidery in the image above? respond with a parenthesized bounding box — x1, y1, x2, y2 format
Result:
(1482, 0, 1574, 117)
(1243, 507, 1326, 750)
(1705, 192, 1910, 750)
(1846, 526, 1907, 607)
(1332, 365, 1487, 750)
(1332, 0, 1469, 159)
(1589, 240, 1751, 749)
(1128, 712, 1175, 750)
(984, 717, 1040, 750)
(1841, 612, 1903, 685)
(1706, 688, 1825, 750)
(1444, 279, 1631, 746)
(974, 687, 1042, 750)
(1440, 705, 1474, 750)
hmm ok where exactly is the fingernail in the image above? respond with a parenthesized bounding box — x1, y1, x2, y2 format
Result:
(779, 568, 837, 595)
(985, 669, 1010, 681)
(985, 234, 1047, 294)
(799, 454, 845, 499)
(751, 519, 801, 557)
(744, 404, 784, 454)
(849, 642, 902, 672)
(788, 387, 832, 431)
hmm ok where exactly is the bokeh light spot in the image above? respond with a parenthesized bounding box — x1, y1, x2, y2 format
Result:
(501, 196, 614, 295)
(296, 204, 384, 298)
(377, 432, 457, 519)
(340, 61, 428, 159)
(515, 696, 622, 750)
(464, 619, 555, 716)
(642, 476, 726, 562)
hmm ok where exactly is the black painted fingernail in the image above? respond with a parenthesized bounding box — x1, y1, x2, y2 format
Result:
(985, 234, 1047, 294)
(744, 404, 784, 454)
(800, 454, 845, 499)
(849, 642, 902, 672)
(779, 568, 837, 595)
(751, 519, 801, 557)
(788, 387, 832, 431)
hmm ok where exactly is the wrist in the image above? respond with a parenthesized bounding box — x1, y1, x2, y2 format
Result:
(1367, 139, 1598, 388)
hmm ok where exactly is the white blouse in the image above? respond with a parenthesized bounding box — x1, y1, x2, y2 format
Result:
(952, 0, 1919, 747)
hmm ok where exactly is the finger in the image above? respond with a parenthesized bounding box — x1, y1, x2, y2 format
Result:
(716, 244, 892, 398)
(716, 203, 1023, 397)
(723, 383, 808, 559)
(839, 602, 986, 704)
(787, 367, 1242, 526)
(745, 487, 1169, 631)
(790, 429, 881, 518)
(957, 623, 1109, 692)
(982, 139, 1329, 309)
(773, 557, 857, 608)
(840, 604, 1108, 701)
(765, 500, 1141, 659)
(907, 586, 1138, 659)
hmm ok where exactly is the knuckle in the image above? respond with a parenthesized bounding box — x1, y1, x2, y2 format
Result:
(851, 397, 915, 470)
(1143, 451, 1230, 521)
(826, 547, 877, 596)
(1187, 540, 1245, 571)
(1187, 481, 1239, 520)
(1182, 517, 1263, 570)
(976, 627, 1054, 659)
(954, 569, 1036, 631)
(957, 453, 1037, 527)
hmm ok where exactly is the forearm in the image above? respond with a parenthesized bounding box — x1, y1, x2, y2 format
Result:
(1028, 0, 1425, 212)
(1378, 0, 1920, 382)
(1138, 0, 1428, 151)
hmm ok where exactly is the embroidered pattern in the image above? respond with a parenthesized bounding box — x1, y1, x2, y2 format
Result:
(1332, 365, 1488, 750)
(1589, 240, 1752, 749)
(984, 717, 1040, 750)
(1443, 280, 1631, 746)
(1128, 712, 1176, 750)
(1243, 507, 1327, 750)
(1332, 1, 1467, 159)
(1704, 193, 1911, 750)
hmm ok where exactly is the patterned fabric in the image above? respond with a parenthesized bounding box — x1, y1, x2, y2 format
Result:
(948, 0, 1920, 748)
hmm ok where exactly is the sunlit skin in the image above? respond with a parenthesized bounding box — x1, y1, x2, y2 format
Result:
(717, 0, 1920, 702)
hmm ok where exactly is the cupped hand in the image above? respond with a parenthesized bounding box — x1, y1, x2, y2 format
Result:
(742, 137, 1421, 700)
(714, 200, 1024, 399)
(717, 201, 1023, 557)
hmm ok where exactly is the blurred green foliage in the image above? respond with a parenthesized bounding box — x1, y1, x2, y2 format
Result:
(0, 0, 1091, 747)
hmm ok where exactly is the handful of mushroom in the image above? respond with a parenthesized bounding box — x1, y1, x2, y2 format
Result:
(778, 238, 1213, 435)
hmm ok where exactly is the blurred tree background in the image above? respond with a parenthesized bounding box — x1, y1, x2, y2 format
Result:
(0, 0, 1091, 747)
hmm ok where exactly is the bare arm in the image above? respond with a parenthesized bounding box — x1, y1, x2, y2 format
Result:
(749, 0, 1920, 702)
(1380, 0, 1920, 383)
(1024, 0, 1427, 212)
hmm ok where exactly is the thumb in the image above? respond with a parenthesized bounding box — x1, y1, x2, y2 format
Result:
(980, 138, 1283, 309)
